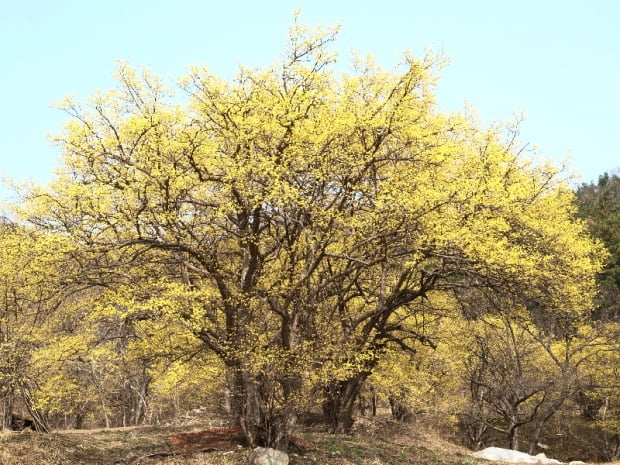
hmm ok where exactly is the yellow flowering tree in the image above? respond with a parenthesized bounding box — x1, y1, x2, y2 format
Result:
(0, 219, 81, 431)
(19, 19, 604, 448)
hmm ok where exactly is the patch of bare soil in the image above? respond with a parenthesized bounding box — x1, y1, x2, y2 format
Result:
(167, 424, 246, 453)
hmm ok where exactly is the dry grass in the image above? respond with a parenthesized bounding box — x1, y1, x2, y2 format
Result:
(0, 415, 609, 465)
(0, 418, 483, 465)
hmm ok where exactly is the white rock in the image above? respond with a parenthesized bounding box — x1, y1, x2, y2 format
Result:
(471, 446, 565, 464)
(248, 447, 289, 465)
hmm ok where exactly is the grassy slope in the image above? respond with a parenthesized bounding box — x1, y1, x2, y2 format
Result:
(0, 417, 614, 465)
(0, 418, 480, 465)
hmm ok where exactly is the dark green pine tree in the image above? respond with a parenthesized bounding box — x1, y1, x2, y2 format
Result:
(575, 172, 620, 320)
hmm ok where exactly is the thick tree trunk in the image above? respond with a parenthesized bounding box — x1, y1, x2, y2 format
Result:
(229, 368, 296, 451)
(322, 372, 369, 433)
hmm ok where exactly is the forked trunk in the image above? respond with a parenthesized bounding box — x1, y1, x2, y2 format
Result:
(322, 372, 369, 433)
(229, 368, 296, 451)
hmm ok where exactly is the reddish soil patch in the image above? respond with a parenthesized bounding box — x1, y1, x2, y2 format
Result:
(289, 435, 316, 452)
(167, 425, 316, 454)
(167, 425, 245, 453)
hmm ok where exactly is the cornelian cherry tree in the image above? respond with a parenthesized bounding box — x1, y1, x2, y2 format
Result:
(21, 19, 603, 448)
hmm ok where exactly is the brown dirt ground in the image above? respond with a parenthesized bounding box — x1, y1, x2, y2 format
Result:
(167, 425, 246, 453)
(166, 424, 317, 454)
(0, 416, 602, 465)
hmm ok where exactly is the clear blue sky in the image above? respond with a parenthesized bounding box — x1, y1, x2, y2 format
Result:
(1, 0, 618, 200)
